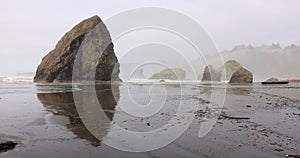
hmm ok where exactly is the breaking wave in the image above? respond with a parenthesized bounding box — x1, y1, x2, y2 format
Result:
(0, 74, 34, 83)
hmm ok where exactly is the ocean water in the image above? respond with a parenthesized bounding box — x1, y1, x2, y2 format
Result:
(0, 74, 34, 83)
(0, 81, 299, 158)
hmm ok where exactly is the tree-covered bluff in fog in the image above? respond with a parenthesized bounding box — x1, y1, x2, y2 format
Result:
(209, 44, 300, 81)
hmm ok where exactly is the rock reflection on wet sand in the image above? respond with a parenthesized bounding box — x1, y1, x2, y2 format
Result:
(37, 84, 119, 146)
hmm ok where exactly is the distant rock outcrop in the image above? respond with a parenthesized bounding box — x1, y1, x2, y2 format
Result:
(150, 68, 186, 80)
(201, 65, 221, 82)
(131, 69, 146, 79)
(34, 15, 120, 83)
(266, 77, 280, 82)
(218, 60, 241, 81)
(229, 67, 253, 83)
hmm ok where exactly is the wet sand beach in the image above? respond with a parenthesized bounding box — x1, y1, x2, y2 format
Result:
(0, 82, 299, 158)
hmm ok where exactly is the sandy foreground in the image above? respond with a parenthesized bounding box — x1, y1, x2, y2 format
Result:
(0, 82, 299, 158)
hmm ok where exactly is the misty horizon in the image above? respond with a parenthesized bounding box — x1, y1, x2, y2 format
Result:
(1, 0, 300, 77)
(1, 43, 300, 82)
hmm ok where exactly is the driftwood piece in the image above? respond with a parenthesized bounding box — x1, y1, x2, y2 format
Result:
(285, 155, 300, 158)
(220, 113, 250, 120)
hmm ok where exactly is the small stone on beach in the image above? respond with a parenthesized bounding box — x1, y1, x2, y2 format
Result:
(0, 141, 17, 152)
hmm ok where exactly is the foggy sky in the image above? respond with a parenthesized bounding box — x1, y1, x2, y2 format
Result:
(1, 0, 300, 75)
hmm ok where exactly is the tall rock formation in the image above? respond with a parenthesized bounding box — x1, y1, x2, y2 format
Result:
(201, 65, 221, 82)
(34, 15, 120, 83)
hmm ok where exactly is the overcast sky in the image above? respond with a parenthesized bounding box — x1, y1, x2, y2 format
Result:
(0, 0, 300, 76)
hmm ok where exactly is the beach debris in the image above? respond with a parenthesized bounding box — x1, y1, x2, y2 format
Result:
(274, 147, 284, 152)
(194, 108, 214, 117)
(292, 113, 300, 116)
(195, 111, 251, 120)
(270, 141, 282, 147)
(147, 122, 151, 126)
(285, 155, 300, 158)
(192, 97, 211, 104)
(0, 141, 17, 152)
(246, 104, 252, 108)
(219, 112, 250, 120)
(195, 109, 208, 114)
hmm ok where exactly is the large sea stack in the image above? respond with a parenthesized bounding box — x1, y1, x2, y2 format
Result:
(34, 16, 121, 83)
(218, 60, 241, 81)
(229, 67, 253, 83)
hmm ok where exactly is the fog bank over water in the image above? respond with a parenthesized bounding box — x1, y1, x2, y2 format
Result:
(186, 44, 300, 82)
(206, 44, 300, 81)
(2, 44, 299, 82)
(120, 44, 300, 82)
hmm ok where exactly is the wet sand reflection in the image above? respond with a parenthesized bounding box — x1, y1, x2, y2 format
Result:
(37, 84, 119, 146)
